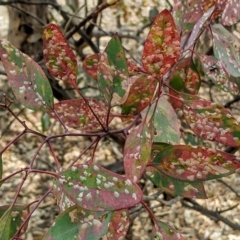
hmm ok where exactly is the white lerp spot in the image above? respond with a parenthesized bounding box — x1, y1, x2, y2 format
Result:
(132, 193, 137, 200)
(93, 165, 99, 171)
(114, 191, 120, 198)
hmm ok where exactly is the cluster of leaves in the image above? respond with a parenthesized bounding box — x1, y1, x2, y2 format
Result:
(1, 0, 240, 239)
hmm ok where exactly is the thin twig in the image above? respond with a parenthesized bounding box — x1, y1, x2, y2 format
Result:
(9, 3, 46, 26)
(182, 198, 240, 230)
(217, 178, 240, 198)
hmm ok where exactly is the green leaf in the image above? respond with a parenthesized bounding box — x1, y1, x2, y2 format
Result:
(98, 35, 129, 106)
(0, 40, 54, 111)
(0, 205, 28, 239)
(0, 208, 11, 240)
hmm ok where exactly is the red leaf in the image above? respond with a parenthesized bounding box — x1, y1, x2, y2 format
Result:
(48, 98, 110, 131)
(152, 145, 240, 182)
(142, 9, 180, 79)
(43, 23, 78, 86)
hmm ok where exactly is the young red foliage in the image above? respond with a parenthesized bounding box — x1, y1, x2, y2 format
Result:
(142, 9, 180, 80)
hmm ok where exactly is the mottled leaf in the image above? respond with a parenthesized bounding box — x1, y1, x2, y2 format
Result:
(200, 54, 238, 95)
(222, 1, 240, 26)
(104, 209, 129, 239)
(169, 58, 201, 95)
(180, 93, 240, 146)
(142, 9, 180, 79)
(56, 164, 142, 211)
(48, 99, 110, 131)
(0, 205, 29, 240)
(153, 97, 180, 144)
(151, 145, 240, 182)
(44, 205, 110, 240)
(98, 35, 129, 106)
(122, 73, 158, 115)
(146, 166, 207, 198)
(212, 24, 240, 77)
(151, 221, 185, 240)
(124, 119, 154, 183)
(43, 23, 78, 86)
(82, 53, 100, 80)
(0, 40, 54, 110)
